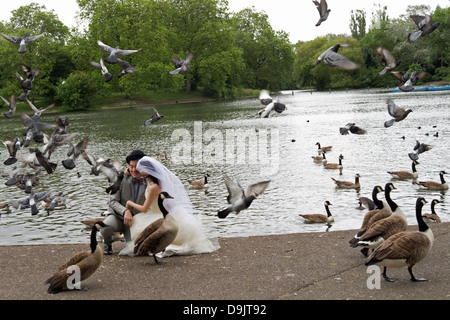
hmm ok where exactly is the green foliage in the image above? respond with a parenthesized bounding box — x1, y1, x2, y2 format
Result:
(56, 71, 99, 111)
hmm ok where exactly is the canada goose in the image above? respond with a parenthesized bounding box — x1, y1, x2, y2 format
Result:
(45, 221, 108, 293)
(349, 186, 392, 254)
(365, 197, 434, 282)
(299, 201, 334, 223)
(323, 154, 343, 170)
(312, 152, 327, 164)
(81, 218, 123, 242)
(351, 183, 406, 250)
(155, 152, 168, 160)
(133, 192, 179, 265)
(316, 142, 332, 154)
(422, 199, 441, 224)
(357, 196, 377, 211)
(416, 171, 448, 190)
(188, 174, 210, 189)
(388, 161, 419, 180)
(218, 175, 270, 219)
(332, 173, 360, 189)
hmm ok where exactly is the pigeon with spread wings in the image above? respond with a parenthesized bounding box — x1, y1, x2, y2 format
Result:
(169, 52, 194, 75)
(258, 90, 286, 118)
(97, 40, 142, 64)
(1, 32, 46, 53)
(218, 175, 270, 219)
(313, 0, 330, 27)
(312, 43, 360, 70)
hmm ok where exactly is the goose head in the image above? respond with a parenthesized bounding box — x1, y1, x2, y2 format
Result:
(158, 191, 174, 216)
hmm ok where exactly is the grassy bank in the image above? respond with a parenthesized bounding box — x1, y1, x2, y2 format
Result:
(6, 88, 260, 116)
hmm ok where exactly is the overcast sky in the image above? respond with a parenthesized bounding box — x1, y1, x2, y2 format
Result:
(1, 0, 447, 43)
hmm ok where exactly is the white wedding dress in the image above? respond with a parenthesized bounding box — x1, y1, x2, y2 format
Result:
(119, 184, 220, 257)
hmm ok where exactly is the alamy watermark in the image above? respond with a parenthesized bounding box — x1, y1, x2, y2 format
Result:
(366, 265, 381, 289)
(170, 121, 280, 175)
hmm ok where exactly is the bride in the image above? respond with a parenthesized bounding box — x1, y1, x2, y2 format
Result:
(118, 156, 220, 257)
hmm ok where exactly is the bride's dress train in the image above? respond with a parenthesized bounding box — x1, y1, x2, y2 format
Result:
(119, 199, 219, 257)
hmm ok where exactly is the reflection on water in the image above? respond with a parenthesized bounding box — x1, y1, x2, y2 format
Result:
(0, 88, 448, 245)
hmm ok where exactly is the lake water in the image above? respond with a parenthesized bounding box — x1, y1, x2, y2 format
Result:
(0, 88, 448, 245)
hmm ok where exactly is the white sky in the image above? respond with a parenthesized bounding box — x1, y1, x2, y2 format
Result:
(0, 0, 448, 43)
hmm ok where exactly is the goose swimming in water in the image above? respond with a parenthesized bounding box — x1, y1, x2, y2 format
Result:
(188, 174, 210, 189)
(299, 200, 334, 223)
(365, 197, 434, 282)
(416, 171, 448, 190)
(388, 161, 419, 180)
(332, 173, 360, 189)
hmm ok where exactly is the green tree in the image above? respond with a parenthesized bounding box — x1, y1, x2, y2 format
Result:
(350, 9, 366, 40)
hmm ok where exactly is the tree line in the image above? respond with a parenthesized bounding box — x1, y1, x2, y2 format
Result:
(0, 1, 447, 111)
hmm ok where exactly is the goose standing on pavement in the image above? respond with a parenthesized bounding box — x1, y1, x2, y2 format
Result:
(416, 171, 448, 190)
(388, 161, 419, 180)
(349, 185, 393, 256)
(218, 175, 270, 219)
(312, 43, 360, 70)
(313, 0, 330, 26)
(408, 15, 440, 43)
(384, 99, 413, 128)
(365, 197, 434, 282)
(350, 183, 406, 251)
(299, 200, 334, 223)
(97, 40, 142, 64)
(133, 192, 179, 265)
(45, 222, 108, 293)
(422, 199, 441, 224)
(1, 32, 46, 53)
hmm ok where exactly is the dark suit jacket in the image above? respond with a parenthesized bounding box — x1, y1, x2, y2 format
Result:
(108, 174, 147, 219)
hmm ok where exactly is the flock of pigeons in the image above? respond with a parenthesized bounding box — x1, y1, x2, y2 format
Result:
(311, 0, 440, 92)
(0, 1, 446, 290)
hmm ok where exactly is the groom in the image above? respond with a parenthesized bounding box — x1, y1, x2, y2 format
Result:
(101, 149, 147, 255)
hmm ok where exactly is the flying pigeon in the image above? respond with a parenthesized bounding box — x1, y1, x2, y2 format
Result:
(97, 40, 142, 64)
(313, 0, 330, 26)
(376, 47, 401, 76)
(144, 108, 164, 126)
(391, 71, 427, 92)
(408, 15, 440, 43)
(168, 52, 194, 75)
(1, 94, 17, 118)
(218, 175, 270, 219)
(384, 99, 413, 128)
(312, 44, 360, 70)
(90, 58, 112, 82)
(117, 58, 136, 78)
(408, 140, 432, 161)
(1, 32, 47, 53)
(258, 90, 287, 118)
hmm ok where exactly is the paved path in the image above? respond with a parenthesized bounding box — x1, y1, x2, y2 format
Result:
(1, 223, 449, 304)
